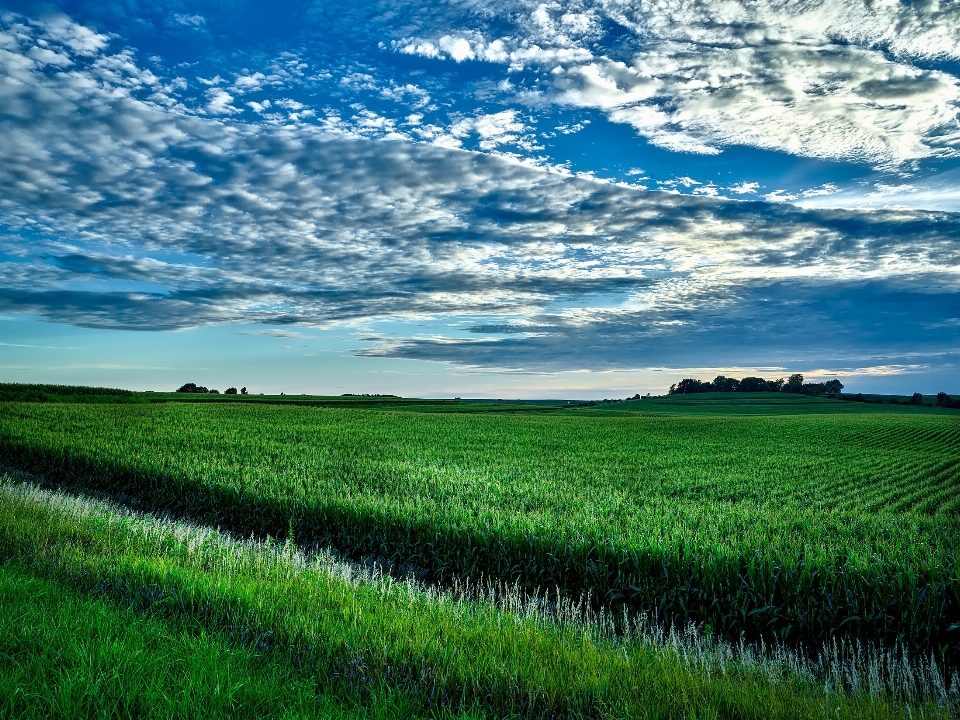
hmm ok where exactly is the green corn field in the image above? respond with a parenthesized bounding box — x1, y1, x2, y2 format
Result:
(1, 389, 958, 717)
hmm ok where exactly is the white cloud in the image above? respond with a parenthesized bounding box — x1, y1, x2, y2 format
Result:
(727, 182, 759, 195)
(801, 184, 839, 198)
(398, 40, 440, 59)
(233, 72, 266, 93)
(171, 14, 206, 29)
(247, 99, 271, 114)
(26, 45, 72, 66)
(275, 99, 304, 111)
(659, 176, 701, 189)
(482, 40, 508, 63)
(448, 109, 529, 150)
(438, 35, 474, 62)
(555, 121, 588, 134)
(205, 88, 240, 114)
(763, 190, 800, 203)
(393, 0, 960, 168)
(869, 183, 918, 198)
(36, 13, 108, 55)
(380, 82, 430, 108)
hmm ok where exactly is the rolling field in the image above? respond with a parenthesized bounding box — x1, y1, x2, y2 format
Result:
(1, 391, 958, 717)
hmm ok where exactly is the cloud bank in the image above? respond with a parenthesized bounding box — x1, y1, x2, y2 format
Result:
(1, 10, 958, 372)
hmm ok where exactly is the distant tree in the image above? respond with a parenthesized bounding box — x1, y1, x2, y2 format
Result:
(908, 392, 924, 406)
(176, 383, 209, 393)
(824, 379, 844, 394)
(670, 378, 711, 394)
(783, 374, 804, 393)
(768, 378, 785, 392)
(936, 393, 960, 409)
(225, 387, 238, 395)
(209, 388, 220, 394)
(738, 376, 768, 393)
(240, 387, 248, 395)
(713, 376, 740, 392)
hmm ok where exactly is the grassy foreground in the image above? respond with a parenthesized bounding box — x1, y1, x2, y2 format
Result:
(1, 479, 950, 719)
(1, 398, 958, 660)
(0, 562, 438, 720)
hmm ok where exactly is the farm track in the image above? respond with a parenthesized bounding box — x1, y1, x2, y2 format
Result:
(1, 401, 958, 666)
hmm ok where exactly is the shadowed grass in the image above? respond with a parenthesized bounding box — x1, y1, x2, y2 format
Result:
(0, 562, 459, 720)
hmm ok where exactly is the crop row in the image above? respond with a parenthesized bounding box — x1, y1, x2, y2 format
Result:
(1, 402, 958, 662)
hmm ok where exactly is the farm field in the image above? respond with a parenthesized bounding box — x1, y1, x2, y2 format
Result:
(1, 389, 958, 717)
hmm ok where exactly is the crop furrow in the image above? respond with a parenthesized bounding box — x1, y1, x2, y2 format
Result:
(884, 458, 960, 515)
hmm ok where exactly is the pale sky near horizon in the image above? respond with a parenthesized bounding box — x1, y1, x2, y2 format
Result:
(1, 0, 959, 397)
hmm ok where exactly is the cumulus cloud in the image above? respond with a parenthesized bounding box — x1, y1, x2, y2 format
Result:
(1, 11, 958, 371)
(728, 182, 759, 195)
(396, 30, 500, 63)
(233, 72, 267, 93)
(447, 109, 530, 149)
(205, 88, 240, 114)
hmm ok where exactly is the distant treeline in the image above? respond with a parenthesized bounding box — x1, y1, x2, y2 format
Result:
(341, 393, 400, 398)
(0, 384, 144, 404)
(669, 374, 843, 396)
(176, 383, 246, 395)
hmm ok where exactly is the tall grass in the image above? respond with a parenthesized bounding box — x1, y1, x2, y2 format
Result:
(0, 563, 445, 720)
(1, 477, 954, 719)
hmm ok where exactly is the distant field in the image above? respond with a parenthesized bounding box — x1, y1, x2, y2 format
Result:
(1, 392, 957, 673)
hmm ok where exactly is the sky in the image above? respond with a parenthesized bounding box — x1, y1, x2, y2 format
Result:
(0, 0, 958, 397)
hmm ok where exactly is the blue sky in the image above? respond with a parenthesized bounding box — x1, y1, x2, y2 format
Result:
(0, 0, 958, 397)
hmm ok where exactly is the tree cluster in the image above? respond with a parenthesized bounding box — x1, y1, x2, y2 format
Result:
(936, 392, 960, 409)
(176, 383, 247, 395)
(669, 374, 843, 396)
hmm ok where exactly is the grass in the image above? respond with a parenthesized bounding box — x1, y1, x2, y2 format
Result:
(1, 478, 952, 719)
(1, 396, 958, 662)
(0, 561, 441, 720)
